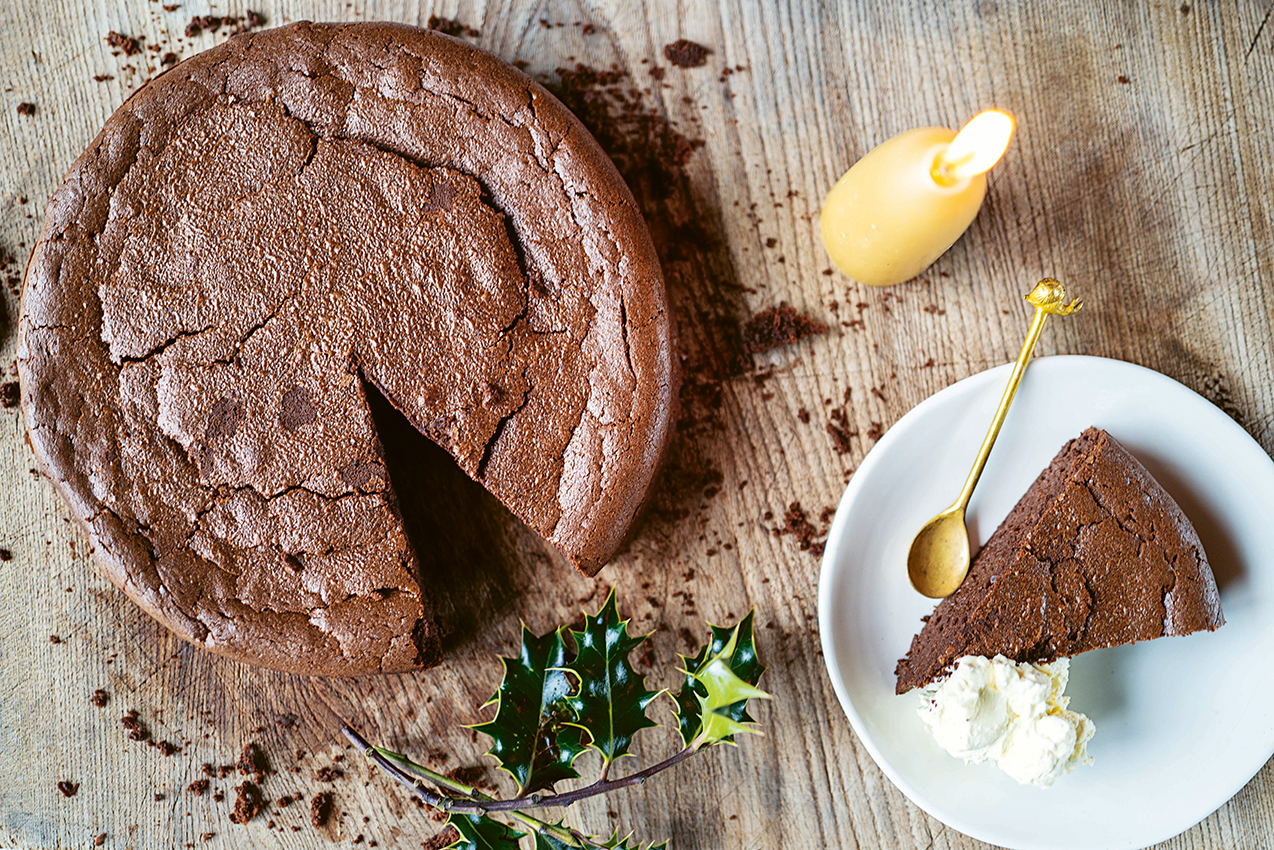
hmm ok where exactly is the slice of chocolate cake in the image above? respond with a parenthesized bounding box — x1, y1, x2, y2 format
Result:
(896, 427, 1224, 694)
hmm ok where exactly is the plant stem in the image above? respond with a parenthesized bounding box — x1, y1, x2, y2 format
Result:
(343, 726, 590, 845)
(343, 724, 696, 815)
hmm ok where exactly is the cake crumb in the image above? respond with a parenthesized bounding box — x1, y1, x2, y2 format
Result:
(94, 834, 106, 847)
(229, 783, 264, 824)
(422, 827, 459, 850)
(740, 304, 828, 355)
(57, 780, 79, 797)
(105, 31, 140, 55)
(314, 766, 343, 782)
(775, 501, 832, 558)
(91, 689, 109, 707)
(426, 15, 479, 37)
(236, 742, 267, 781)
(664, 39, 711, 68)
(310, 792, 332, 828)
(16, 102, 35, 116)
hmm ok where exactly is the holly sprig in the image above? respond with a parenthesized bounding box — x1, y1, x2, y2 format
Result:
(344, 589, 769, 849)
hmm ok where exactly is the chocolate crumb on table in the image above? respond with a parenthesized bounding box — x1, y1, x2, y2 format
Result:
(426, 15, 480, 37)
(664, 38, 712, 68)
(90, 688, 109, 707)
(236, 742, 267, 781)
(104, 31, 140, 55)
(310, 792, 332, 828)
(0, 381, 19, 408)
(16, 102, 35, 116)
(0, 548, 11, 561)
(120, 710, 150, 742)
(229, 782, 264, 824)
(314, 766, 343, 782)
(775, 501, 831, 558)
(740, 304, 828, 355)
(94, 834, 106, 847)
(187, 779, 209, 796)
(157, 740, 181, 756)
(422, 827, 460, 850)
(56, 780, 79, 797)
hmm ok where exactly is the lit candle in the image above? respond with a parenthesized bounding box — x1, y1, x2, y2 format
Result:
(819, 110, 1016, 287)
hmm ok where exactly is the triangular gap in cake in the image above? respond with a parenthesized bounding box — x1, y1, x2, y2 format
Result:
(895, 428, 1223, 694)
(361, 376, 528, 658)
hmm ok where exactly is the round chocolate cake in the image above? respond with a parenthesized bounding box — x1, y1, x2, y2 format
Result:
(17, 22, 678, 675)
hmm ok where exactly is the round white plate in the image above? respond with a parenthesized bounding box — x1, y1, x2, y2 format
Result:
(818, 355, 1274, 850)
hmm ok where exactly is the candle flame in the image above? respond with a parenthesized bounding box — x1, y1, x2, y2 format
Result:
(931, 109, 1016, 186)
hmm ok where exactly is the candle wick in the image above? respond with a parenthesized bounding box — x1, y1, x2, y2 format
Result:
(931, 150, 969, 187)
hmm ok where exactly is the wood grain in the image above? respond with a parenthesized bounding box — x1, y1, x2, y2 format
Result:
(2, 1, 1273, 848)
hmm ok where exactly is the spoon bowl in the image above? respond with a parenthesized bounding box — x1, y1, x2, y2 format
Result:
(907, 506, 972, 599)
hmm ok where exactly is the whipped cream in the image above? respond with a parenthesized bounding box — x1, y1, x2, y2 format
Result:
(917, 654, 1094, 788)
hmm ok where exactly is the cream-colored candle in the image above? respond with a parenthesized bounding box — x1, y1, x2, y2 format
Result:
(819, 110, 1015, 287)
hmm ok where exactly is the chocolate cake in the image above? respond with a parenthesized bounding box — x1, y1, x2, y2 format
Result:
(18, 22, 678, 675)
(896, 427, 1223, 694)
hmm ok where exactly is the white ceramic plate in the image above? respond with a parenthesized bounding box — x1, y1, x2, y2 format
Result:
(818, 355, 1274, 850)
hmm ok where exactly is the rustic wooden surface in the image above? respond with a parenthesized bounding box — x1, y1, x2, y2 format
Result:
(3, 1, 1274, 848)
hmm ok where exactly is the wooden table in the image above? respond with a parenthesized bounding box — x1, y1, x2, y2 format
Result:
(3, 2, 1273, 848)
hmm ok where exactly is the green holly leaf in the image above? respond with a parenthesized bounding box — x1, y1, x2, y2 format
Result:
(675, 611, 769, 747)
(531, 820, 586, 850)
(565, 589, 662, 765)
(600, 830, 670, 850)
(445, 814, 524, 850)
(673, 642, 711, 748)
(471, 625, 587, 795)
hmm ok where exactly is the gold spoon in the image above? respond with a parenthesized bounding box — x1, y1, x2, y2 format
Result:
(907, 278, 1083, 598)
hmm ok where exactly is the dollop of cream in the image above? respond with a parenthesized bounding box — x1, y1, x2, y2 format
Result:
(917, 654, 1094, 787)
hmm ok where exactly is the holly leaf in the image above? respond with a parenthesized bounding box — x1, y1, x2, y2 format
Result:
(471, 625, 587, 794)
(565, 589, 661, 765)
(531, 820, 586, 850)
(675, 611, 769, 747)
(600, 830, 671, 850)
(445, 814, 524, 850)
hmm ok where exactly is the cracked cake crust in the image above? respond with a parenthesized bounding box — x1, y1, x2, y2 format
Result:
(17, 22, 678, 676)
(895, 427, 1224, 694)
